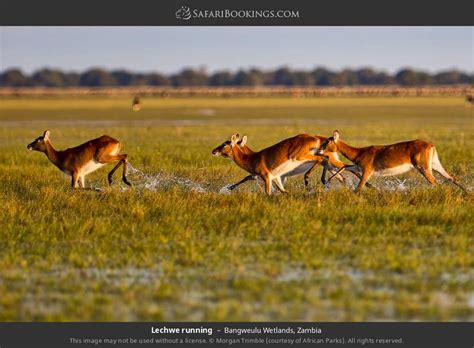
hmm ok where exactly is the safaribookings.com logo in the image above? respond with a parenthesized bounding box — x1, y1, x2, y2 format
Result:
(176, 6, 192, 20)
(175, 6, 300, 21)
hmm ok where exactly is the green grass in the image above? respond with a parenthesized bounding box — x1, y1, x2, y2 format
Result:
(0, 96, 473, 321)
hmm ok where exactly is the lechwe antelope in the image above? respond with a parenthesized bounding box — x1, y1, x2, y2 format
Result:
(212, 133, 364, 195)
(318, 130, 467, 193)
(27, 130, 132, 189)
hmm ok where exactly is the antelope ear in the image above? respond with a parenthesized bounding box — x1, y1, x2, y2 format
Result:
(43, 130, 51, 140)
(230, 134, 239, 147)
(333, 130, 339, 143)
(239, 135, 248, 147)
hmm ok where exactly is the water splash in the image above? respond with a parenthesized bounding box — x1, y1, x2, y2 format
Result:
(125, 164, 208, 193)
(383, 178, 409, 191)
(121, 165, 468, 194)
(219, 185, 233, 194)
(218, 177, 271, 194)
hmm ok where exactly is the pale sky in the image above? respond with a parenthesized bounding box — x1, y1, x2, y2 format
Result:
(1, 27, 472, 73)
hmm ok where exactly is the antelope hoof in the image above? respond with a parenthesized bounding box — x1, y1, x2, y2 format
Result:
(108, 175, 113, 185)
(123, 177, 132, 186)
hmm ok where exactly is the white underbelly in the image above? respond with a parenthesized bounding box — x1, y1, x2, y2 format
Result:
(80, 161, 106, 175)
(375, 163, 413, 177)
(272, 160, 314, 178)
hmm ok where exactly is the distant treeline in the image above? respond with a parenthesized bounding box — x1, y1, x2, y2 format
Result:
(1, 67, 473, 87)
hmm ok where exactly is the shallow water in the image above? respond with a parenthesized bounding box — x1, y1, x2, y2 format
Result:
(126, 164, 208, 193)
(120, 163, 470, 195)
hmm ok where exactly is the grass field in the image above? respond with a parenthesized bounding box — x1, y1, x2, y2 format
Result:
(0, 95, 473, 321)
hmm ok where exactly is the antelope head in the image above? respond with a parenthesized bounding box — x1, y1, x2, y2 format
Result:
(27, 130, 51, 153)
(318, 130, 340, 155)
(211, 133, 247, 158)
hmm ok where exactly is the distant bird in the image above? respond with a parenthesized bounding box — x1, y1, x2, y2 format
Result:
(132, 95, 141, 111)
(466, 95, 473, 106)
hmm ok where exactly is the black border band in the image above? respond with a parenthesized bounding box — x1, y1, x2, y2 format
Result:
(1, 0, 473, 25)
(0, 322, 472, 348)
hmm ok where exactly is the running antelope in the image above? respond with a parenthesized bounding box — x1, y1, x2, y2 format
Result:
(318, 130, 466, 193)
(212, 133, 364, 195)
(27, 130, 131, 189)
(132, 95, 141, 111)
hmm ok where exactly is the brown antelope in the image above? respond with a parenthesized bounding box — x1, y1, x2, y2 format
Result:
(132, 95, 141, 111)
(27, 130, 131, 189)
(466, 95, 473, 106)
(212, 133, 367, 195)
(318, 130, 466, 193)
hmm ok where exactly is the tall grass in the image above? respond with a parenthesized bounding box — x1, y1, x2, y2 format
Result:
(0, 96, 472, 321)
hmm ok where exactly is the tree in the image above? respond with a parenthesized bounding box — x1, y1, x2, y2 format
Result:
(271, 67, 293, 85)
(209, 71, 234, 86)
(291, 71, 314, 86)
(395, 69, 418, 86)
(312, 67, 331, 86)
(329, 69, 359, 86)
(171, 68, 208, 86)
(233, 69, 265, 86)
(356, 68, 377, 85)
(31, 68, 65, 87)
(145, 73, 171, 86)
(374, 72, 395, 85)
(111, 70, 134, 86)
(79, 68, 117, 86)
(460, 73, 473, 84)
(63, 72, 81, 87)
(433, 70, 473, 85)
(0, 68, 30, 86)
(416, 72, 433, 85)
(1, 66, 472, 87)
(395, 68, 434, 86)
